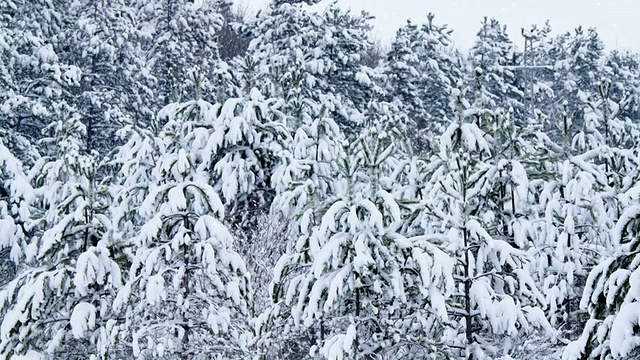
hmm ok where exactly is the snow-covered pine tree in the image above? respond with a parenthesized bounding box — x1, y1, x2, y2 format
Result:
(526, 75, 640, 347)
(525, 100, 601, 343)
(0, 0, 75, 144)
(602, 50, 640, 123)
(1, 0, 144, 155)
(0, 124, 38, 288)
(384, 20, 427, 131)
(470, 17, 524, 118)
(316, 4, 381, 119)
(562, 163, 640, 359)
(51, 0, 134, 153)
(242, 0, 381, 139)
(0, 109, 122, 359)
(125, 71, 289, 230)
(229, 4, 355, 329)
(550, 26, 605, 129)
(256, 97, 348, 358)
(419, 85, 549, 359)
(384, 14, 463, 148)
(134, 0, 231, 110)
(112, 83, 252, 359)
(417, 14, 464, 131)
(236, 0, 313, 127)
(271, 98, 346, 223)
(481, 102, 571, 357)
(108, 117, 162, 279)
(216, 0, 251, 61)
(578, 78, 640, 186)
(520, 22, 555, 122)
(206, 87, 289, 226)
(266, 102, 460, 359)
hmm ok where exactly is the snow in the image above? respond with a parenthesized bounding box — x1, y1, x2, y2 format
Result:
(321, 325, 357, 360)
(11, 351, 45, 360)
(74, 250, 107, 296)
(610, 303, 640, 357)
(613, 205, 640, 245)
(70, 302, 97, 338)
(146, 275, 166, 305)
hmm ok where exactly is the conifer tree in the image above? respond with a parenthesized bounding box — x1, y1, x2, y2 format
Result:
(550, 27, 605, 125)
(421, 86, 549, 359)
(470, 17, 524, 117)
(0, 110, 122, 358)
(243, 1, 380, 139)
(112, 84, 252, 359)
(520, 22, 555, 122)
(254, 94, 347, 358)
(134, 0, 232, 111)
(384, 14, 463, 144)
(59, 0, 139, 153)
(265, 103, 459, 359)
(531, 77, 640, 344)
(0, 0, 73, 142)
(602, 50, 640, 122)
(563, 175, 640, 359)
(385, 20, 427, 130)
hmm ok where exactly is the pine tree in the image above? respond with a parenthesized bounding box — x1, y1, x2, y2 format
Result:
(385, 20, 427, 133)
(265, 102, 460, 359)
(208, 87, 289, 225)
(529, 76, 640, 346)
(119, 72, 289, 230)
(520, 22, 555, 122)
(257, 97, 346, 358)
(134, 0, 231, 111)
(251, 88, 348, 356)
(384, 14, 463, 147)
(529, 102, 592, 334)
(112, 87, 252, 359)
(0, 110, 122, 358)
(242, 1, 380, 139)
(0, 0, 72, 142)
(602, 50, 640, 122)
(421, 86, 549, 359)
(57, 0, 139, 153)
(550, 27, 604, 127)
(470, 17, 524, 118)
(563, 178, 640, 359)
(1, 0, 146, 155)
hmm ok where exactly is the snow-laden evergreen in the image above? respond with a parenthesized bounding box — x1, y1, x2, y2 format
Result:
(264, 102, 459, 359)
(384, 14, 463, 145)
(470, 17, 524, 116)
(563, 188, 640, 359)
(548, 26, 605, 128)
(416, 87, 550, 359)
(134, 0, 232, 105)
(0, 113, 121, 358)
(112, 90, 252, 359)
(0, 0, 73, 143)
(243, 1, 381, 139)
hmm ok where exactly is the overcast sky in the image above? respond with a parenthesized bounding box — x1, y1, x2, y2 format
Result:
(235, 0, 640, 52)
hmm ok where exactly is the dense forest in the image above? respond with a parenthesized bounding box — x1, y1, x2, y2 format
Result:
(1, 0, 640, 359)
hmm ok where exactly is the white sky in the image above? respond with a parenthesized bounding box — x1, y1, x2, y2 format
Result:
(234, 0, 640, 52)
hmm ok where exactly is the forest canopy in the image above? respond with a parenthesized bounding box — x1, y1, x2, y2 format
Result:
(1, 1, 640, 359)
